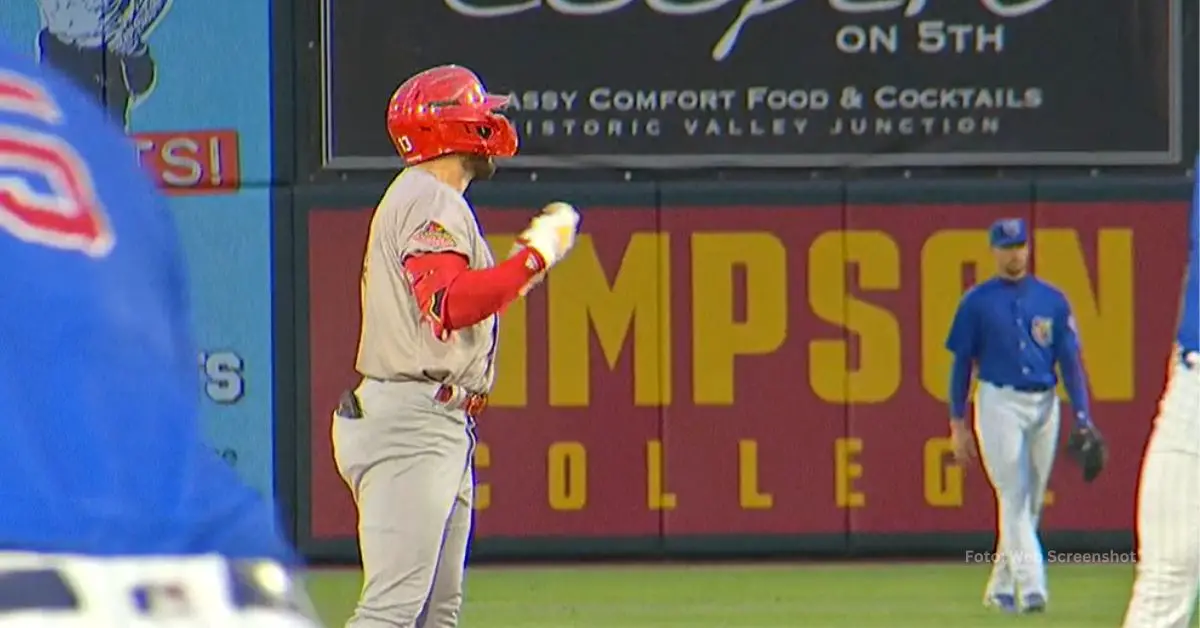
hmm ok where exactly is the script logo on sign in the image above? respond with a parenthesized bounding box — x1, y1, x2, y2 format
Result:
(325, 0, 1172, 168)
(443, 0, 1059, 61)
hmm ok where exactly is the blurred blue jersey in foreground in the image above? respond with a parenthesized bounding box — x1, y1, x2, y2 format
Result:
(1178, 154, 1200, 356)
(0, 41, 292, 562)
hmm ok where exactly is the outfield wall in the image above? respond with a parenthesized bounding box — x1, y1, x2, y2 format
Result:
(285, 178, 1188, 563)
(1, 1, 1195, 565)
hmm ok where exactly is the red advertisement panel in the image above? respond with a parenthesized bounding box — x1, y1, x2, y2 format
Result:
(307, 209, 368, 540)
(656, 206, 848, 537)
(306, 201, 1187, 542)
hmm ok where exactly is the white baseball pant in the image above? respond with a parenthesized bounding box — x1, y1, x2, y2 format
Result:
(1123, 352, 1200, 628)
(974, 381, 1060, 602)
(0, 552, 319, 627)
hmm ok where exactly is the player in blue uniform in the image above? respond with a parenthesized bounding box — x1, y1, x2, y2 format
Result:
(1122, 158, 1200, 628)
(0, 39, 316, 625)
(945, 217, 1098, 614)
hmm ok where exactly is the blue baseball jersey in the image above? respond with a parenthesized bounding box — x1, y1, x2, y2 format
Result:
(0, 42, 292, 561)
(945, 276, 1091, 424)
(1178, 153, 1200, 356)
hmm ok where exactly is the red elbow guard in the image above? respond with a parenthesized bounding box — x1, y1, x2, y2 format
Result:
(404, 248, 543, 336)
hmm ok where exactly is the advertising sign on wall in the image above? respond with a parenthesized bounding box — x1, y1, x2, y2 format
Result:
(0, 0, 273, 190)
(300, 185, 1188, 548)
(321, 0, 1182, 169)
(0, 2, 278, 498)
(173, 191, 276, 500)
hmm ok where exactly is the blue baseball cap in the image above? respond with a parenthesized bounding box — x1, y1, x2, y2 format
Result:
(989, 218, 1028, 248)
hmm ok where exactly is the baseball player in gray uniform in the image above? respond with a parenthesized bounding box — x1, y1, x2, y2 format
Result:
(331, 65, 580, 628)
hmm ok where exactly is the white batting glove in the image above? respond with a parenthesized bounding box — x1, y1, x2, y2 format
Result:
(512, 200, 579, 267)
(510, 201, 579, 296)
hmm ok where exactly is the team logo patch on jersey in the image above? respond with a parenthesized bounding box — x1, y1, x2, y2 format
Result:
(1032, 316, 1053, 347)
(412, 220, 457, 250)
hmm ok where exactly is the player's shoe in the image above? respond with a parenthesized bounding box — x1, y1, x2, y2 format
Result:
(1022, 593, 1047, 613)
(984, 593, 1017, 613)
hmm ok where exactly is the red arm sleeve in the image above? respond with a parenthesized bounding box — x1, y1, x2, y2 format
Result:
(404, 248, 545, 337)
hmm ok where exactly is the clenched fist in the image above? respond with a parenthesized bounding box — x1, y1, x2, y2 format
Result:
(511, 201, 580, 294)
(516, 202, 579, 266)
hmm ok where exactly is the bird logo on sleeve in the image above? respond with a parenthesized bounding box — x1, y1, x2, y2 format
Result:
(1031, 316, 1054, 347)
(412, 220, 457, 249)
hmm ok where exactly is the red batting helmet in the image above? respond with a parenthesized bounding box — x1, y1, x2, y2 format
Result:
(386, 65, 518, 165)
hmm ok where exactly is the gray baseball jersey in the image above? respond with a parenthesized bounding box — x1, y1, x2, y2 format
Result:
(355, 167, 498, 393)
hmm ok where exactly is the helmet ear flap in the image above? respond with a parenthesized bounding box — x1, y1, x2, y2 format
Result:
(389, 123, 441, 164)
(478, 113, 518, 158)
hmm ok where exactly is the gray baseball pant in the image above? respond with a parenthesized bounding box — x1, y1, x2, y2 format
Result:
(332, 379, 475, 628)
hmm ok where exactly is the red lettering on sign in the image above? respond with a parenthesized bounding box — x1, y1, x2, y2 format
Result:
(133, 130, 241, 196)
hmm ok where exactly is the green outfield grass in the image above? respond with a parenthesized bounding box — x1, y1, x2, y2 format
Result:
(304, 562, 1136, 627)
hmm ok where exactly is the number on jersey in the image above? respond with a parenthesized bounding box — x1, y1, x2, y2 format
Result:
(0, 70, 113, 257)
